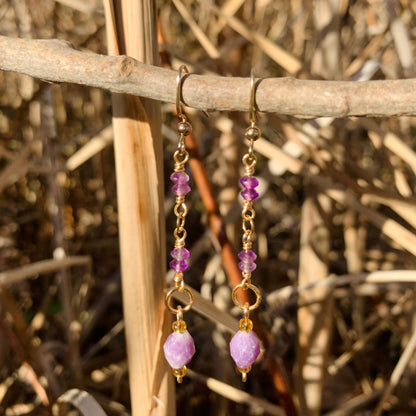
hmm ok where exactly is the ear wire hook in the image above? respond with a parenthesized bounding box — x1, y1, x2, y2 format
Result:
(249, 69, 257, 126)
(176, 65, 189, 121)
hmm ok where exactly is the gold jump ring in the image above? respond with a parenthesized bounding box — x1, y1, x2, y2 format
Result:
(231, 283, 262, 311)
(165, 286, 194, 314)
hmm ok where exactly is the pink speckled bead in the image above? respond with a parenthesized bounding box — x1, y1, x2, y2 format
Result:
(230, 330, 260, 369)
(163, 330, 195, 369)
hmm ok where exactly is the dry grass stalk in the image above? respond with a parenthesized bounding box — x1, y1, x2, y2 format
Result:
(206, 2, 302, 73)
(55, 388, 107, 416)
(374, 324, 416, 415)
(187, 369, 285, 416)
(103, 1, 170, 415)
(66, 125, 113, 171)
(267, 270, 416, 305)
(329, 292, 413, 376)
(296, 194, 333, 416)
(0, 142, 33, 195)
(173, 285, 239, 334)
(171, 0, 220, 59)
(0, 256, 90, 286)
(211, 0, 245, 35)
(384, 0, 414, 77)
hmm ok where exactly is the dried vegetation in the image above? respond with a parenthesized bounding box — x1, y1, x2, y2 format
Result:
(1, 0, 416, 415)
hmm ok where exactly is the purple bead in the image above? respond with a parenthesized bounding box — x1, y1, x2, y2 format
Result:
(172, 184, 191, 196)
(240, 176, 259, 189)
(238, 261, 257, 273)
(164, 330, 195, 369)
(171, 248, 190, 261)
(238, 250, 257, 262)
(238, 250, 257, 273)
(230, 330, 261, 369)
(169, 259, 188, 272)
(170, 172, 189, 185)
(241, 189, 259, 201)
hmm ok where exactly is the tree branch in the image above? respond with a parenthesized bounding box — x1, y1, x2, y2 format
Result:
(1, 35, 416, 117)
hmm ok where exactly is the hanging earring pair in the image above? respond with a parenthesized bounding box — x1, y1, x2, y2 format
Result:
(164, 67, 262, 383)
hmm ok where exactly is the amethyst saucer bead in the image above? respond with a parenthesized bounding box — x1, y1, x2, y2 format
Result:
(171, 247, 190, 260)
(240, 175, 259, 201)
(169, 259, 188, 272)
(172, 184, 191, 196)
(238, 249, 257, 273)
(171, 171, 191, 196)
(170, 247, 190, 272)
(240, 176, 259, 189)
(171, 171, 189, 184)
(241, 189, 259, 201)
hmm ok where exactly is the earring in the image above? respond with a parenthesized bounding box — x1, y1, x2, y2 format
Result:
(163, 65, 195, 383)
(230, 70, 262, 382)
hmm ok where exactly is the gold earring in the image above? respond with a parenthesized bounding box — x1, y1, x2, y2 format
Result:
(230, 70, 262, 382)
(163, 65, 195, 383)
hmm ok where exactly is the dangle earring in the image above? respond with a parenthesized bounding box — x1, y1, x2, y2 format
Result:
(163, 65, 196, 383)
(230, 70, 262, 382)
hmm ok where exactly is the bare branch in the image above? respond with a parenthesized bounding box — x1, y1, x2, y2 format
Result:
(1, 35, 416, 117)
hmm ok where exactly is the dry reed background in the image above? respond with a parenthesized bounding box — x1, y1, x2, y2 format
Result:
(1, 0, 416, 415)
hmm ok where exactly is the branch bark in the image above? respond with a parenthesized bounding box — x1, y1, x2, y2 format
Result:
(2, 35, 416, 117)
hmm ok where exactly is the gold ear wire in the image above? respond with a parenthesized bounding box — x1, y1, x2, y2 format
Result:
(176, 65, 189, 121)
(249, 69, 257, 126)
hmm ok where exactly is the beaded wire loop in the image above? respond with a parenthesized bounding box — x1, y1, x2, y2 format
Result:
(163, 65, 195, 383)
(230, 70, 262, 382)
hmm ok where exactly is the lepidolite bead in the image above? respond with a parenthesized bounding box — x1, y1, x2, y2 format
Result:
(230, 330, 261, 369)
(164, 330, 195, 369)
(169, 259, 188, 272)
(238, 250, 257, 273)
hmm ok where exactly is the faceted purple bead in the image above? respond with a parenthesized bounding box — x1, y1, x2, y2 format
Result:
(238, 250, 257, 262)
(230, 330, 261, 369)
(238, 261, 257, 273)
(172, 184, 191, 196)
(241, 189, 259, 201)
(164, 330, 195, 369)
(171, 248, 190, 261)
(238, 250, 257, 273)
(240, 176, 259, 189)
(170, 172, 189, 184)
(169, 259, 188, 272)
